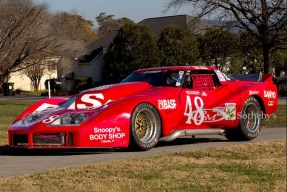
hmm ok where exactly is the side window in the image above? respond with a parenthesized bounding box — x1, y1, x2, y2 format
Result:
(166, 71, 179, 86)
(166, 70, 183, 87)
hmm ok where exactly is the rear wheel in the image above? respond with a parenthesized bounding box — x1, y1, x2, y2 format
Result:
(130, 102, 161, 150)
(226, 97, 262, 141)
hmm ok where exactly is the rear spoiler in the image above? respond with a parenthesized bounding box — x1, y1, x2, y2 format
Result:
(261, 74, 273, 83)
(230, 73, 273, 83)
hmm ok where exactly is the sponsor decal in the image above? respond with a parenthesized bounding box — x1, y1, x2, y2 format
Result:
(90, 127, 126, 143)
(212, 107, 225, 116)
(68, 93, 107, 110)
(184, 97, 237, 125)
(192, 66, 208, 70)
(142, 70, 161, 74)
(186, 91, 207, 96)
(249, 90, 259, 95)
(158, 99, 176, 110)
(203, 109, 226, 122)
(186, 91, 200, 95)
(92, 85, 111, 90)
(268, 101, 274, 106)
(184, 98, 277, 124)
(35, 103, 58, 112)
(42, 115, 60, 124)
(184, 96, 205, 125)
(201, 92, 207, 96)
(225, 103, 236, 120)
(77, 93, 104, 109)
(264, 90, 276, 99)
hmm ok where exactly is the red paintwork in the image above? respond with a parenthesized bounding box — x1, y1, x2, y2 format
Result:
(8, 66, 278, 149)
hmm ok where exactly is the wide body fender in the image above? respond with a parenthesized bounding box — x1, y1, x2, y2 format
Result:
(227, 76, 278, 119)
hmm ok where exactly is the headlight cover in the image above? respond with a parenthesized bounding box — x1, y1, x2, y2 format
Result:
(61, 114, 72, 125)
(51, 113, 90, 126)
(75, 113, 89, 124)
(12, 113, 43, 127)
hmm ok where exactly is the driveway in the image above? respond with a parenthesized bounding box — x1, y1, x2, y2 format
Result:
(0, 96, 48, 102)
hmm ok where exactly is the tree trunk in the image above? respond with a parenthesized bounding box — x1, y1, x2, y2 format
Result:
(0, 75, 5, 88)
(34, 80, 39, 91)
(0, 73, 9, 88)
(35, 78, 41, 91)
(263, 47, 271, 74)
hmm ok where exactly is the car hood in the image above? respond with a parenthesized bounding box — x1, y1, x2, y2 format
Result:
(70, 82, 154, 110)
(10, 82, 164, 128)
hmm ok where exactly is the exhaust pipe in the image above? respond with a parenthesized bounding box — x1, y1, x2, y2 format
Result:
(159, 129, 225, 142)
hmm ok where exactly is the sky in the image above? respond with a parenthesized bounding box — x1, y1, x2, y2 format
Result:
(33, 0, 192, 27)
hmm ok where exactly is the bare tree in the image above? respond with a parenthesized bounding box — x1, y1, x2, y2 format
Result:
(0, 0, 58, 87)
(22, 59, 46, 91)
(21, 57, 59, 91)
(166, 0, 287, 73)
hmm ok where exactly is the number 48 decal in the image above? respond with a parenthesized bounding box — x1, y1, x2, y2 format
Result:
(184, 96, 205, 125)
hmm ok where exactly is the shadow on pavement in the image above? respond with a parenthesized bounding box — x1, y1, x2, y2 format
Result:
(0, 137, 229, 156)
(0, 145, 117, 156)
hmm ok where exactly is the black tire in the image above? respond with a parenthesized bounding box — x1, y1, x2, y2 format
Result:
(225, 97, 262, 141)
(130, 102, 161, 150)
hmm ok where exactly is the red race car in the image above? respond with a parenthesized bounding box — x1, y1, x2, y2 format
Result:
(8, 66, 278, 150)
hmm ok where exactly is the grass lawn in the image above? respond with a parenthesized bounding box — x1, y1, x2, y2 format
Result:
(262, 105, 286, 127)
(0, 101, 33, 146)
(0, 140, 285, 192)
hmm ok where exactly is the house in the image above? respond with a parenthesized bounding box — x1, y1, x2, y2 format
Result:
(57, 31, 118, 91)
(8, 57, 59, 92)
(60, 15, 211, 89)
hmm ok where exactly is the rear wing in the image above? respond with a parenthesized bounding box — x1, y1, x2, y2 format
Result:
(261, 74, 273, 83)
(230, 73, 273, 83)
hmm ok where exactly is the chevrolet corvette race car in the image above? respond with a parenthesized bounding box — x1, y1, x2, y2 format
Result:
(8, 66, 278, 150)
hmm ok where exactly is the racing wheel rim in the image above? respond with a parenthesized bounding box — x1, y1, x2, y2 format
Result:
(243, 102, 260, 132)
(135, 108, 157, 144)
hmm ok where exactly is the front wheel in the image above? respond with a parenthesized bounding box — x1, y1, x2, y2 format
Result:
(130, 102, 161, 150)
(226, 97, 262, 141)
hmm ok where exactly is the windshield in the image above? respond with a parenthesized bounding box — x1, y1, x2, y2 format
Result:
(59, 96, 77, 109)
(121, 70, 183, 87)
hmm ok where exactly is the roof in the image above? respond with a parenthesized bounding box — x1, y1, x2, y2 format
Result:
(138, 15, 211, 38)
(77, 31, 117, 63)
(77, 47, 103, 63)
(86, 31, 118, 52)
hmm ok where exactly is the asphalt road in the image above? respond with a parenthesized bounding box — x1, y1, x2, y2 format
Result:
(0, 96, 54, 101)
(0, 127, 285, 178)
